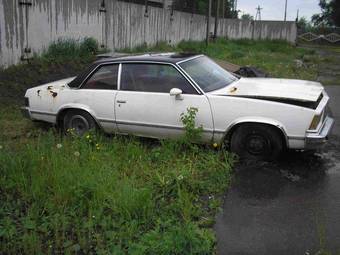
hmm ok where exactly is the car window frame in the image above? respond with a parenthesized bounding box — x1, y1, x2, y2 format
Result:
(77, 60, 203, 95)
(79, 63, 120, 90)
(177, 55, 238, 93)
(117, 61, 202, 95)
(176, 55, 211, 94)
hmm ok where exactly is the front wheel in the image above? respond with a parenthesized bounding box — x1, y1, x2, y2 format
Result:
(230, 124, 283, 161)
(63, 110, 96, 136)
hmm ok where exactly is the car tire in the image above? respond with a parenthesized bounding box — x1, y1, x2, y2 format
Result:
(63, 109, 96, 136)
(230, 124, 283, 161)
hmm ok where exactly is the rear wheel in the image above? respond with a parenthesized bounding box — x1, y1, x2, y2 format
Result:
(230, 124, 283, 161)
(63, 110, 96, 136)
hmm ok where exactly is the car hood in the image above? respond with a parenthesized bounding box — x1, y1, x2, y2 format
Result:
(209, 78, 324, 102)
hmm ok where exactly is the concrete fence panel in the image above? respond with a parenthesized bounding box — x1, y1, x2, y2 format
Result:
(0, 0, 297, 67)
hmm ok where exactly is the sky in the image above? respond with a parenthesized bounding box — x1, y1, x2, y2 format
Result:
(237, 0, 321, 21)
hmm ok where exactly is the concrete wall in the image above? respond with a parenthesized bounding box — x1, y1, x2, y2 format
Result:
(0, 0, 297, 67)
(217, 19, 297, 41)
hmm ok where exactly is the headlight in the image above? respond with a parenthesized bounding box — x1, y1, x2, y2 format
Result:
(309, 114, 321, 130)
(24, 97, 29, 107)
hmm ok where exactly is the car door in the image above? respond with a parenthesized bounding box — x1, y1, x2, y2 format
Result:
(75, 63, 119, 133)
(115, 63, 214, 142)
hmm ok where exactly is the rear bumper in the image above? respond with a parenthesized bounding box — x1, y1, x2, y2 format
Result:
(21, 107, 31, 120)
(305, 116, 334, 149)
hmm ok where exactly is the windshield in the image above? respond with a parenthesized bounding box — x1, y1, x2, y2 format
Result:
(179, 56, 238, 92)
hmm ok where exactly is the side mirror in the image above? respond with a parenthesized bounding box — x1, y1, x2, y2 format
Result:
(170, 88, 183, 100)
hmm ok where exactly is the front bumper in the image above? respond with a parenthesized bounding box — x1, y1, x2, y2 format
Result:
(21, 107, 31, 120)
(305, 116, 334, 149)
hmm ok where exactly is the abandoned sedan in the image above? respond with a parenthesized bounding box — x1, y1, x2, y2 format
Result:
(22, 53, 334, 160)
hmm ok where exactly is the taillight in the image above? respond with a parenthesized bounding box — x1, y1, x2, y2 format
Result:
(24, 97, 29, 107)
(309, 114, 321, 130)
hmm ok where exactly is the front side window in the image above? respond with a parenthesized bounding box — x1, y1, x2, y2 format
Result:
(82, 64, 119, 90)
(179, 56, 238, 92)
(121, 63, 198, 94)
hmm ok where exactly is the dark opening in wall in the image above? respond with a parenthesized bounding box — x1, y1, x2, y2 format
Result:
(118, 0, 164, 8)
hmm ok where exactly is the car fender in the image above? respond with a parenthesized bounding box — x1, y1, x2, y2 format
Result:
(221, 116, 289, 146)
(56, 103, 102, 128)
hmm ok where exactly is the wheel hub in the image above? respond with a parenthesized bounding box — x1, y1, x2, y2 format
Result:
(246, 134, 269, 155)
(70, 115, 89, 136)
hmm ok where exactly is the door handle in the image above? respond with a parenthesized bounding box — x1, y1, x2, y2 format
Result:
(117, 100, 127, 104)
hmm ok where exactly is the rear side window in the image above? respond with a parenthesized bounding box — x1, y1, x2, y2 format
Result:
(82, 64, 119, 90)
(120, 63, 198, 94)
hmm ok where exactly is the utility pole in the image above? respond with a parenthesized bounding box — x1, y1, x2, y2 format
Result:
(255, 5, 262, 21)
(295, 9, 299, 22)
(214, 0, 220, 40)
(284, 0, 287, 21)
(255, 5, 263, 40)
(221, 0, 226, 36)
(206, 0, 212, 46)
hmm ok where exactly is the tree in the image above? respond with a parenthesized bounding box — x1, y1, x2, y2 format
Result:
(241, 13, 253, 21)
(224, 0, 238, 18)
(311, 0, 340, 27)
(296, 17, 312, 31)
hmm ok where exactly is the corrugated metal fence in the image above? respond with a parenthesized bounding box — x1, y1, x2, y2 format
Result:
(0, 0, 297, 67)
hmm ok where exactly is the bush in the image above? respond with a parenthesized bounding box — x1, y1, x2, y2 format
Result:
(80, 37, 99, 54)
(42, 37, 99, 61)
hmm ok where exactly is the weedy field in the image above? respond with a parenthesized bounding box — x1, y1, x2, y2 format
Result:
(0, 37, 327, 254)
(0, 110, 233, 254)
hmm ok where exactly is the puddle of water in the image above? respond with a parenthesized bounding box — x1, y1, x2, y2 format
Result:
(279, 169, 301, 182)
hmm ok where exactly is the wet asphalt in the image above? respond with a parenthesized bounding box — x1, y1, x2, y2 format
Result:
(215, 86, 340, 255)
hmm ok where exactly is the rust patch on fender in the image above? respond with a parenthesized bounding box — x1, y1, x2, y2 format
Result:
(229, 87, 237, 93)
(49, 91, 58, 98)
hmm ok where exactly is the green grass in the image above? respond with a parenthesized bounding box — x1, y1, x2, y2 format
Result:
(0, 105, 233, 254)
(122, 38, 321, 81)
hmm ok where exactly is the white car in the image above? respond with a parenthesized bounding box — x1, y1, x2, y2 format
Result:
(22, 53, 334, 160)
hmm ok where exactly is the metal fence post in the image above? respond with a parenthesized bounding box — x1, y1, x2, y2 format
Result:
(99, 0, 107, 49)
(206, 0, 212, 46)
(19, 0, 32, 62)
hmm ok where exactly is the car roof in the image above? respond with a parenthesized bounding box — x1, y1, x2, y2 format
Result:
(68, 52, 202, 88)
(94, 52, 201, 64)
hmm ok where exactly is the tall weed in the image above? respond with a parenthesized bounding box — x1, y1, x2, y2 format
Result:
(42, 37, 99, 61)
